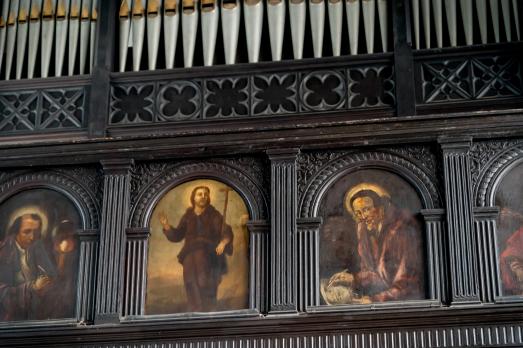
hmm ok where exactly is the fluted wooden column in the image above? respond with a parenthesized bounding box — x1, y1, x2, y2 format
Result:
(76, 229, 99, 323)
(421, 209, 448, 304)
(95, 159, 133, 324)
(439, 137, 481, 304)
(297, 217, 322, 312)
(474, 207, 501, 303)
(267, 149, 300, 313)
(123, 227, 150, 317)
(247, 220, 269, 312)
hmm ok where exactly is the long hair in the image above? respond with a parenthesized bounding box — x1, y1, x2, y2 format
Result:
(190, 186, 211, 207)
(8, 214, 43, 239)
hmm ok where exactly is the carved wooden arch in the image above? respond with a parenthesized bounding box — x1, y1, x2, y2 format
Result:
(475, 142, 523, 207)
(131, 161, 269, 228)
(0, 171, 100, 230)
(299, 151, 441, 218)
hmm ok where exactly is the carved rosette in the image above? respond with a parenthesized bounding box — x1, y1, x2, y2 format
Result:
(347, 65, 395, 108)
(203, 77, 249, 118)
(299, 70, 346, 111)
(252, 73, 298, 116)
(110, 84, 155, 124)
(157, 80, 202, 121)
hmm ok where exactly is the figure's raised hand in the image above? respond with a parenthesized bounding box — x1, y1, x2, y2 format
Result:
(159, 212, 170, 229)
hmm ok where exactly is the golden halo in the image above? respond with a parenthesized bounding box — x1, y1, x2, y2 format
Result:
(7, 206, 49, 238)
(344, 183, 390, 217)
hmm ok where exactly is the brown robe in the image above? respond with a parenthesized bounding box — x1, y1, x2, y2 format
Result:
(354, 206, 425, 302)
(164, 205, 233, 312)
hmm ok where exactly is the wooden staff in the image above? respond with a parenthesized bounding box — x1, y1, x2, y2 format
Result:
(220, 187, 232, 239)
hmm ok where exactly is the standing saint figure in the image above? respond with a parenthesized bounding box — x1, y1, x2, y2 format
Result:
(327, 184, 424, 303)
(159, 185, 233, 312)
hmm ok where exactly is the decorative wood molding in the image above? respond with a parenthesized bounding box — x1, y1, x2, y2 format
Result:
(298, 150, 441, 219)
(439, 137, 481, 304)
(95, 159, 134, 324)
(267, 148, 300, 313)
(130, 159, 269, 227)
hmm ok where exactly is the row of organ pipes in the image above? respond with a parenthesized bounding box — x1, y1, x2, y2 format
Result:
(0, 0, 98, 80)
(119, 0, 391, 71)
(411, 0, 521, 48)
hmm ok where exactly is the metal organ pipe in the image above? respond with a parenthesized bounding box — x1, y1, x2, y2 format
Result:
(244, 0, 263, 63)
(55, 0, 70, 77)
(201, 0, 218, 66)
(147, 0, 161, 70)
(182, 0, 198, 68)
(221, 0, 240, 64)
(68, 0, 81, 76)
(27, 0, 41, 78)
(309, 0, 325, 58)
(411, 0, 520, 48)
(289, 0, 306, 59)
(5, 0, 19, 80)
(362, 0, 375, 53)
(328, 0, 342, 56)
(163, 0, 180, 69)
(132, 0, 146, 71)
(16, 0, 29, 80)
(267, 0, 285, 61)
(346, 0, 360, 55)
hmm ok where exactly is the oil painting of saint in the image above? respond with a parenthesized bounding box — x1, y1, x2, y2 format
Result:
(319, 170, 426, 305)
(0, 189, 81, 322)
(495, 162, 523, 296)
(146, 179, 250, 314)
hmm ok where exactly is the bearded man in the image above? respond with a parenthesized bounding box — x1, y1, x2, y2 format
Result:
(160, 186, 233, 312)
(328, 188, 424, 303)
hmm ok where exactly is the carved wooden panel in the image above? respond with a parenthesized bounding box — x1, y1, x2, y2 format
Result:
(0, 87, 86, 133)
(81, 323, 523, 348)
(416, 54, 522, 105)
(108, 62, 395, 126)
